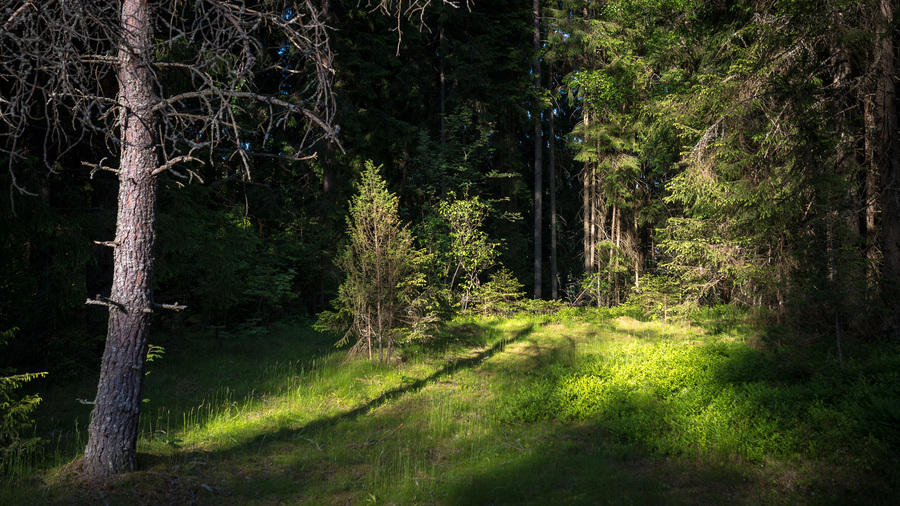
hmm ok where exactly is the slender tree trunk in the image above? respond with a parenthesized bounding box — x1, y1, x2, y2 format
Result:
(439, 23, 448, 198)
(615, 205, 621, 305)
(864, 122, 879, 284)
(532, 0, 542, 299)
(583, 107, 592, 276)
(827, 212, 845, 367)
(548, 61, 558, 300)
(595, 172, 603, 306)
(609, 204, 617, 305)
(83, 0, 158, 480)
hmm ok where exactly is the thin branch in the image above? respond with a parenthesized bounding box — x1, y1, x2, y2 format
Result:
(85, 296, 126, 312)
(151, 155, 205, 178)
(83, 159, 120, 178)
(155, 302, 187, 312)
(156, 89, 339, 140)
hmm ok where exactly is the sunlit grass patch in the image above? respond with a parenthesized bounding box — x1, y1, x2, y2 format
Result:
(495, 324, 899, 472)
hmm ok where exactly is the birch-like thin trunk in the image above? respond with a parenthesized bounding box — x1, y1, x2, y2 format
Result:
(439, 23, 448, 198)
(827, 212, 844, 367)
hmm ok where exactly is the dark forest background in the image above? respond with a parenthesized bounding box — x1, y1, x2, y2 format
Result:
(2, 0, 898, 380)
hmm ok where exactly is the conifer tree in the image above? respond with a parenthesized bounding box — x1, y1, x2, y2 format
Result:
(323, 162, 426, 362)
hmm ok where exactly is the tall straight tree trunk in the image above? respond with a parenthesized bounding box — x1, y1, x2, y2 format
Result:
(439, 23, 448, 198)
(83, 0, 158, 480)
(609, 204, 617, 306)
(532, 0, 543, 299)
(873, 0, 900, 336)
(583, 107, 592, 276)
(863, 108, 879, 284)
(633, 214, 641, 287)
(594, 171, 603, 306)
(548, 61, 558, 300)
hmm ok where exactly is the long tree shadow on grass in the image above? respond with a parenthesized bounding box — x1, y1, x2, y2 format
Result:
(180, 322, 536, 451)
(25, 322, 536, 504)
(449, 423, 752, 506)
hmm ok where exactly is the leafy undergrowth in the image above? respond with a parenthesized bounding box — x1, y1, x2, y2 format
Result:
(3, 312, 899, 504)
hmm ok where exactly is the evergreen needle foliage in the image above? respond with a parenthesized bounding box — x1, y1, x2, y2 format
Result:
(317, 162, 429, 363)
(0, 328, 47, 475)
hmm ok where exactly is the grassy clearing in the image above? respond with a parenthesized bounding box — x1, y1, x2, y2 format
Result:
(2, 312, 898, 504)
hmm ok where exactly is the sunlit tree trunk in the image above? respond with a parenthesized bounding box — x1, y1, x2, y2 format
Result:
(609, 204, 617, 305)
(83, 0, 158, 479)
(633, 213, 641, 287)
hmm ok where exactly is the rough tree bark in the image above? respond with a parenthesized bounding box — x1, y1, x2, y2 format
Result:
(82, 0, 157, 479)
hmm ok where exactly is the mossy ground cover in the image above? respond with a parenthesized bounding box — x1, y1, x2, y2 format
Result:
(3, 312, 898, 504)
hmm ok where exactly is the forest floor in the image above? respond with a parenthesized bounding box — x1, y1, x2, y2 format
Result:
(3, 312, 899, 505)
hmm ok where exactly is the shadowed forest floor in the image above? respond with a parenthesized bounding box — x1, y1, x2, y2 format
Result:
(3, 313, 898, 505)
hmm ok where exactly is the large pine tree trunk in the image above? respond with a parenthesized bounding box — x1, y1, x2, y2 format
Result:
(83, 0, 158, 480)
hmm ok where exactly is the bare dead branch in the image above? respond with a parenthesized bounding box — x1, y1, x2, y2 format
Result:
(2, 0, 338, 196)
(151, 155, 205, 178)
(155, 302, 187, 312)
(82, 159, 120, 178)
(85, 296, 126, 312)
(364, 0, 471, 55)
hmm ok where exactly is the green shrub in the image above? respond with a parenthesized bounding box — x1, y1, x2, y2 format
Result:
(624, 274, 698, 322)
(468, 268, 525, 316)
(0, 328, 47, 475)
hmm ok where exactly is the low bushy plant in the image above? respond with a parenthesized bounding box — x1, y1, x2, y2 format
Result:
(624, 274, 698, 322)
(468, 267, 525, 316)
(0, 328, 47, 476)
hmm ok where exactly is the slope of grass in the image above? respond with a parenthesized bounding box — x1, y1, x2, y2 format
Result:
(2, 312, 898, 504)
